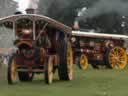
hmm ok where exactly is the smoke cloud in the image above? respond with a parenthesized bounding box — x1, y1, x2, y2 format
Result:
(78, 0, 128, 20)
(37, 0, 72, 15)
(37, 0, 54, 15)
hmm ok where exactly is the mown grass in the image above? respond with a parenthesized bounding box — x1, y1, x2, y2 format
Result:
(0, 65, 128, 96)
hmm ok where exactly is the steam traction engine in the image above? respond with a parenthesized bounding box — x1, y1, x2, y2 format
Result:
(71, 31, 128, 70)
(0, 10, 73, 84)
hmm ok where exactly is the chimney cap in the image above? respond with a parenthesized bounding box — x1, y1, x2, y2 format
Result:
(25, 8, 35, 14)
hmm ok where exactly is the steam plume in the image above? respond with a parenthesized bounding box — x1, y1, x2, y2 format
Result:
(37, 0, 71, 15)
(14, 0, 39, 13)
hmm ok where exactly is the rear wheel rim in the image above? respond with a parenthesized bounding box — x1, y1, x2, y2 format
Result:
(80, 54, 88, 70)
(67, 46, 73, 80)
(108, 47, 127, 69)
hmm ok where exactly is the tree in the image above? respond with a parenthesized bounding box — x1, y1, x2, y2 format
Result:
(0, 0, 17, 17)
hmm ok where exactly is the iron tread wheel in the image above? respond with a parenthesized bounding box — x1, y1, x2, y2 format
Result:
(58, 39, 73, 81)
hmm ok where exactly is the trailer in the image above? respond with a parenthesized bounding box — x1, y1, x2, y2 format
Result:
(71, 30, 128, 70)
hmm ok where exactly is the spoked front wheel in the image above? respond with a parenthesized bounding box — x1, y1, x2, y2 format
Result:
(7, 55, 17, 84)
(45, 55, 54, 84)
(78, 54, 88, 70)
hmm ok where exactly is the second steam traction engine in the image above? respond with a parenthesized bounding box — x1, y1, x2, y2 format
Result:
(71, 31, 128, 70)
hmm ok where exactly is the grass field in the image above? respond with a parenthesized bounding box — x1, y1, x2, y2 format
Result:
(0, 65, 128, 96)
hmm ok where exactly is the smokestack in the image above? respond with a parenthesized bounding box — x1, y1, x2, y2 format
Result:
(73, 20, 80, 30)
(25, 8, 35, 14)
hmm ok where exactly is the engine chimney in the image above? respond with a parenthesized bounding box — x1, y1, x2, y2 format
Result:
(73, 19, 80, 30)
(25, 8, 35, 14)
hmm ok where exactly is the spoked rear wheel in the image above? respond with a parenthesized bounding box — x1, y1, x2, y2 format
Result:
(45, 55, 54, 84)
(7, 55, 17, 84)
(67, 45, 73, 80)
(106, 47, 127, 69)
(58, 40, 73, 81)
(78, 54, 88, 70)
